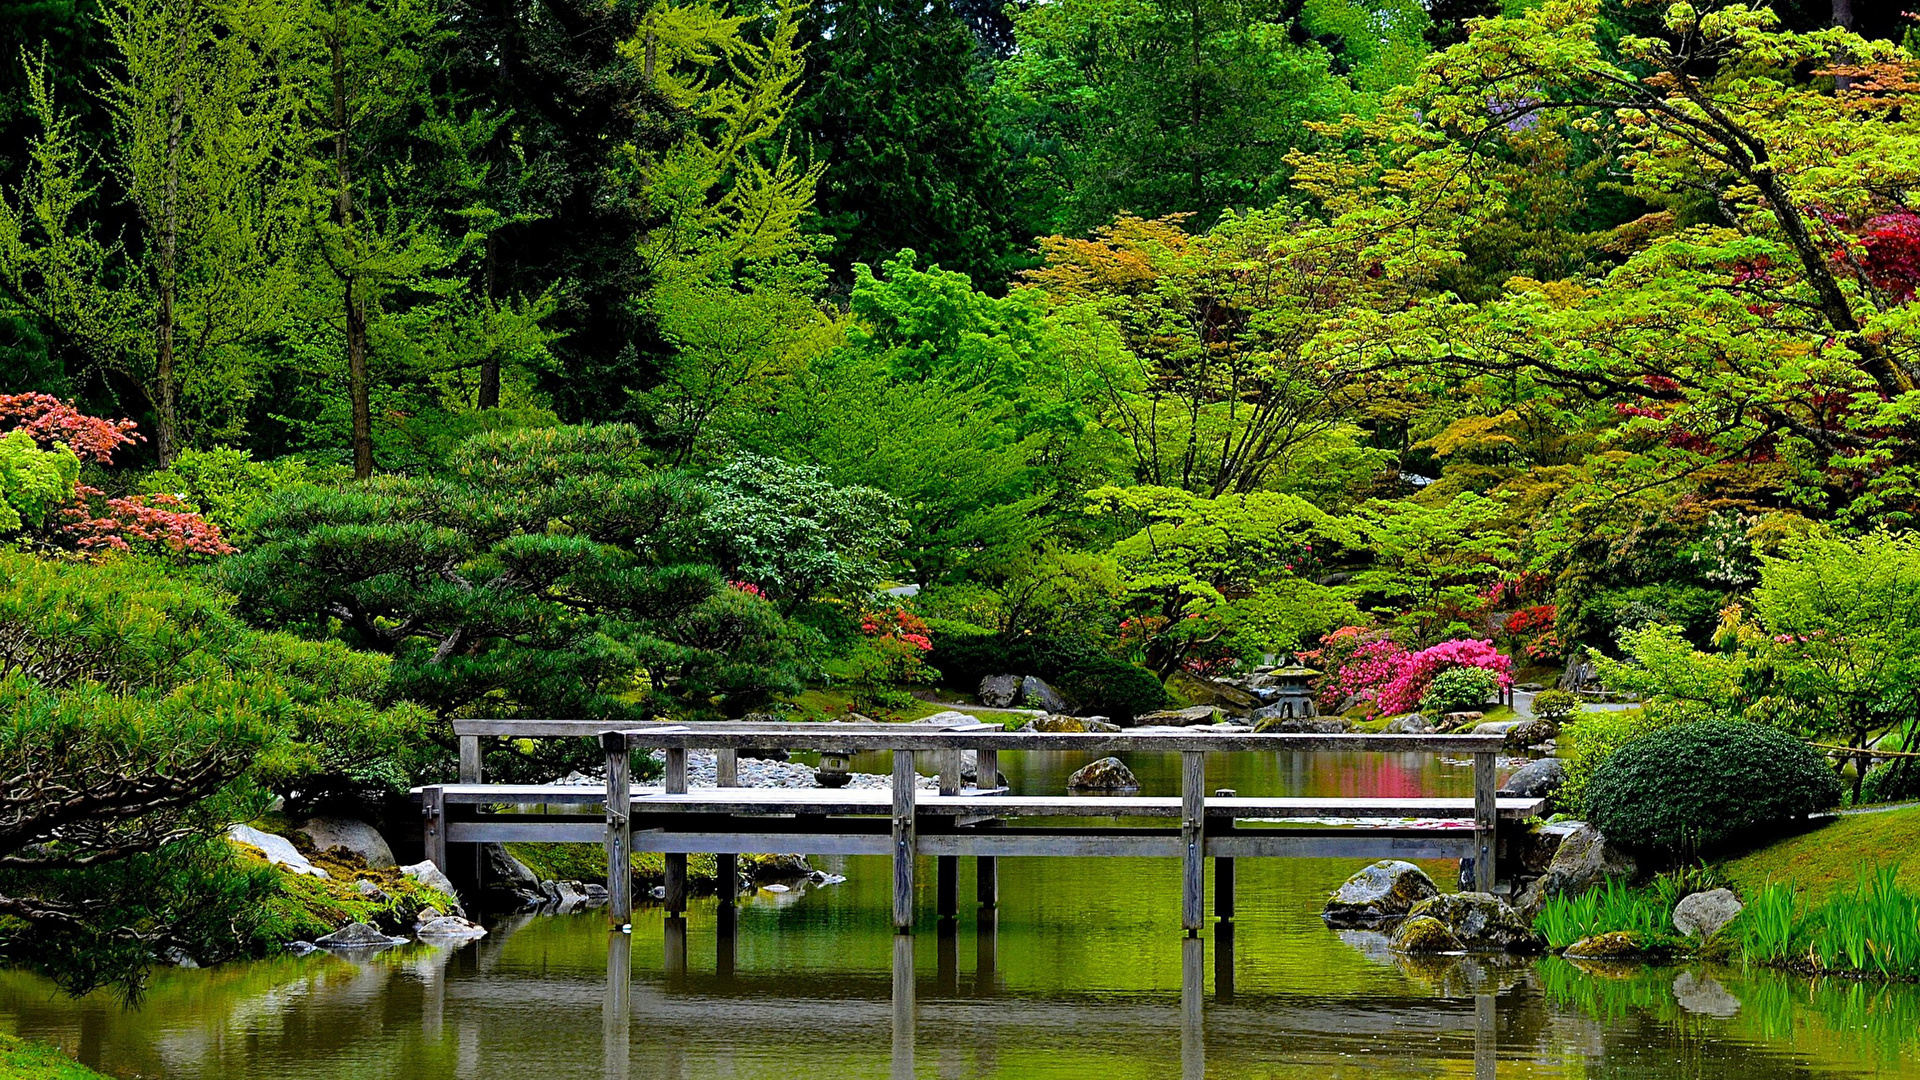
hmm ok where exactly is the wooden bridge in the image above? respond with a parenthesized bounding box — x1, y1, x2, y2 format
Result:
(416, 718, 1543, 935)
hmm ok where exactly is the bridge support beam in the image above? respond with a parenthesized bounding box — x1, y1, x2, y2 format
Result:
(603, 733, 633, 927)
(893, 749, 917, 933)
(1181, 751, 1205, 934)
(1472, 750, 1498, 894)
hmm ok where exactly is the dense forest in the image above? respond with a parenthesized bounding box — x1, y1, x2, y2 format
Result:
(6, 0, 1920, 995)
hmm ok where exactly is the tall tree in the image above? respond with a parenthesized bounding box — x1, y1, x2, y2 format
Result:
(794, 0, 1020, 286)
(0, 0, 304, 463)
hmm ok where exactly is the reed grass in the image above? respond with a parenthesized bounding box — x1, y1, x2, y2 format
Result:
(1533, 878, 1673, 949)
(1738, 865, 1920, 979)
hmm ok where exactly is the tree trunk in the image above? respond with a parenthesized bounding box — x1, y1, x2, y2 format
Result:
(478, 232, 501, 408)
(153, 82, 186, 467)
(333, 25, 373, 479)
(1832, 0, 1856, 91)
(1188, 0, 1203, 214)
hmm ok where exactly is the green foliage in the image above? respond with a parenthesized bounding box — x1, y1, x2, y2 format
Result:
(1419, 666, 1498, 717)
(1585, 718, 1842, 859)
(223, 424, 803, 734)
(1529, 688, 1579, 721)
(926, 620, 1170, 721)
(1857, 761, 1920, 807)
(136, 447, 348, 541)
(699, 453, 905, 611)
(0, 1031, 113, 1079)
(1739, 867, 1920, 980)
(0, 428, 77, 533)
(1350, 493, 1517, 643)
(1532, 878, 1673, 951)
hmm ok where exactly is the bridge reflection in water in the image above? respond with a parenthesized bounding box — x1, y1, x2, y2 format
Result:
(592, 913, 1500, 1080)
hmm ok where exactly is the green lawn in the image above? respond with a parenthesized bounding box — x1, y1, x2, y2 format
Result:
(1722, 804, 1920, 904)
(0, 1034, 110, 1080)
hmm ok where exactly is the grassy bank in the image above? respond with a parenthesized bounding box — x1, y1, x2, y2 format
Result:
(0, 1034, 111, 1080)
(1722, 805, 1920, 903)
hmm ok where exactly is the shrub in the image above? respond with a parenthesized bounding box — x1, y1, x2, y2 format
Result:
(1558, 705, 1676, 815)
(1856, 760, 1920, 805)
(1585, 718, 1842, 858)
(1053, 652, 1171, 721)
(1530, 688, 1580, 721)
(922, 622, 1170, 721)
(1420, 666, 1499, 716)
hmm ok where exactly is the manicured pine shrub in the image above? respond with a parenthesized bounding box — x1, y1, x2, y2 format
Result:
(1419, 666, 1500, 717)
(1585, 718, 1842, 858)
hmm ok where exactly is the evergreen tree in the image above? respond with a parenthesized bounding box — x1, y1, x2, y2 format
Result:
(794, 0, 1020, 287)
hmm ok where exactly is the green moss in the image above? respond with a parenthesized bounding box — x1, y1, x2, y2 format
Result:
(778, 688, 950, 722)
(1723, 805, 1920, 904)
(230, 839, 459, 947)
(506, 843, 798, 888)
(0, 1033, 113, 1080)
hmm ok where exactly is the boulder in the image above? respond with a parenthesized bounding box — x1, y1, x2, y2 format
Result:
(416, 915, 487, 940)
(1067, 757, 1140, 790)
(751, 853, 813, 880)
(353, 879, 390, 902)
(978, 675, 1021, 708)
(1080, 717, 1122, 733)
(481, 843, 544, 908)
(1253, 714, 1350, 734)
(1504, 719, 1558, 749)
(1562, 931, 1648, 960)
(1513, 825, 1637, 919)
(1499, 758, 1567, 800)
(1322, 860, 1440, 927)
(1167, 671, 1258, 711)
(1134, 706, 1221, 726)
(1406, 892, 1544, 952)
(1022, 714, 1088, 733)
(314, 922, 408, 949)
(540, 879, 590, 908)
(1467, 718, 1517, 734)
(914, 710, 976, 726)
(1389, 915, 1463, 954)
(1384, 714, 1434, 734)
(228, 824, 329, 879)
(293, 817, 395, 869)
(1672, 971, 1741, 1018)
(1018, 676, 1071, 714)
(400, 860, 465, 916)
(1672, 889, 1743, 941)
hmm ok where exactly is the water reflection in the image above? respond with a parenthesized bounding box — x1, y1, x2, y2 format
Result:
(5, 855, 1920, 1078)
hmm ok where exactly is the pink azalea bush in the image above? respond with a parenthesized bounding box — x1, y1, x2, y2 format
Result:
(1308, 627, 1512, 716)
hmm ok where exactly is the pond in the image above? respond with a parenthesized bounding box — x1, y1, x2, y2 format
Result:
(2, 752, 1916, 1079)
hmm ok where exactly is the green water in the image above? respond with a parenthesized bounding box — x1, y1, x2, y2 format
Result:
(3, 752, 1918, 1079)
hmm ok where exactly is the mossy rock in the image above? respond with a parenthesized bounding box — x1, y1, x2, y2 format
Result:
(1390, 915, 1463, 953)
(1323, 860, 1440, 927)
(1406, 892, 1545, 953)
(1563, 931, 1650, 960)
(1028, 715, 1088, 733)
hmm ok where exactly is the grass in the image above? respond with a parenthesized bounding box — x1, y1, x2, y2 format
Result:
(1722, 804, 1920, 904)
(0, 1034, 111, 1080)
(1533, 878, 1677, 950)
(1739, 867, 1920, 979)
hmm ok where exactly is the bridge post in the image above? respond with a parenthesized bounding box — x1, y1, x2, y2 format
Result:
(1472, 750, 1497, 893)
(664, 747, 688, 914)
(1181, 750, 1206, 934)
(602, 732, 633, 927)
(716, 747, 738, 910)
(422, 785, 446, 874)
(975, 748, 998, 911)
(893, 749, 917, 933)
(458, 736, 481, 783)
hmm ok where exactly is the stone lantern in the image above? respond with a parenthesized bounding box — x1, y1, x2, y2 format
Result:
(1263, 663, 1320, 719)
(815, 750, 854, 788)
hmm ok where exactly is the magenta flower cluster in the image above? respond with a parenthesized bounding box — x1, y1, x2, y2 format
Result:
(1320, 632, 1512, 716)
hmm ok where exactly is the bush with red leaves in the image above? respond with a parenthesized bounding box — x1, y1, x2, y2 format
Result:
(1859, 212, 1920, 301)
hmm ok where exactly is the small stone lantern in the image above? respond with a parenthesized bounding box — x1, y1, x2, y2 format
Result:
(815, 750, 853, 788)
(1265, 663, 1320, 719)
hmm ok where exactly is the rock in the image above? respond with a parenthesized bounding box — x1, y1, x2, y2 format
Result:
(1333, 693, 1367, 715)
(752, 853, 813, 880)
(1672, 889, 1743, 941)
(1384, 713, 1433, 734)
(1024, 714, 1087, 733)
(1514, 825, 1637, 919)
(979, 675, 1021, 708)
(314, 922, 408, 949)
(285, 941, 318, 956)
(1067, 757, 1139, 790)
(1563, 932, 1648, 959)
(1080, 717, 1122, 733)
(763, 883, 790, 893)
(1405, 893, 1544, 953)
(416, 915, 487, 940)
(417, 906, 444, 921)
(1208, 722, 1253, 733)
(483, 843, 540, 889)
(399, 860, 465, 916)
(540, 879, 589, 908)
(582, 883, 609, 903)
(160, 947, 199, 968)
(1322, 860, 1441, 927)
(1389, 915, 1463, 953)
(914, 710, 976, 726)
(1018, 676, 1071, 714)
(293, 817, 395, 869)
(227, 824, 330, 879)
(1559, 659, 1598, 693)
(1499, 758, 1567, 800)
(1253, 714, 1350, 734)
(1672, 971, 1741, 1017)
(1504, 719, 1558, 749)
(1467, 717, 1517, 734)
(1134, 705, 1221, 726)
(353, 879, 390, 902)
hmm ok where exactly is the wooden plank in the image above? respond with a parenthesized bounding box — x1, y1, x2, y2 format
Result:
(458, 736, 482, 784)
(422, 785, 447, 873)
(976, 748, 999, 791)
(975, 747, 998, 912)
(451, 718, 994, 738)
(1207, 833, 1474, 860)
(417, 784, 620, 805)
(618, 729, 1509, 754)
(716, 749, 738, 788)
(637, 831, 893, 856)
(619, 789, 1545, 820)
(1181, 751, 1205, 933)
(449, 821, 607, 844)
(893, 750, 917, 933)
(1473, 750, 1498, 893)
(717, 852, 737, 907)
(938, 750, 962, 797)
(603, 734, 632, 927)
